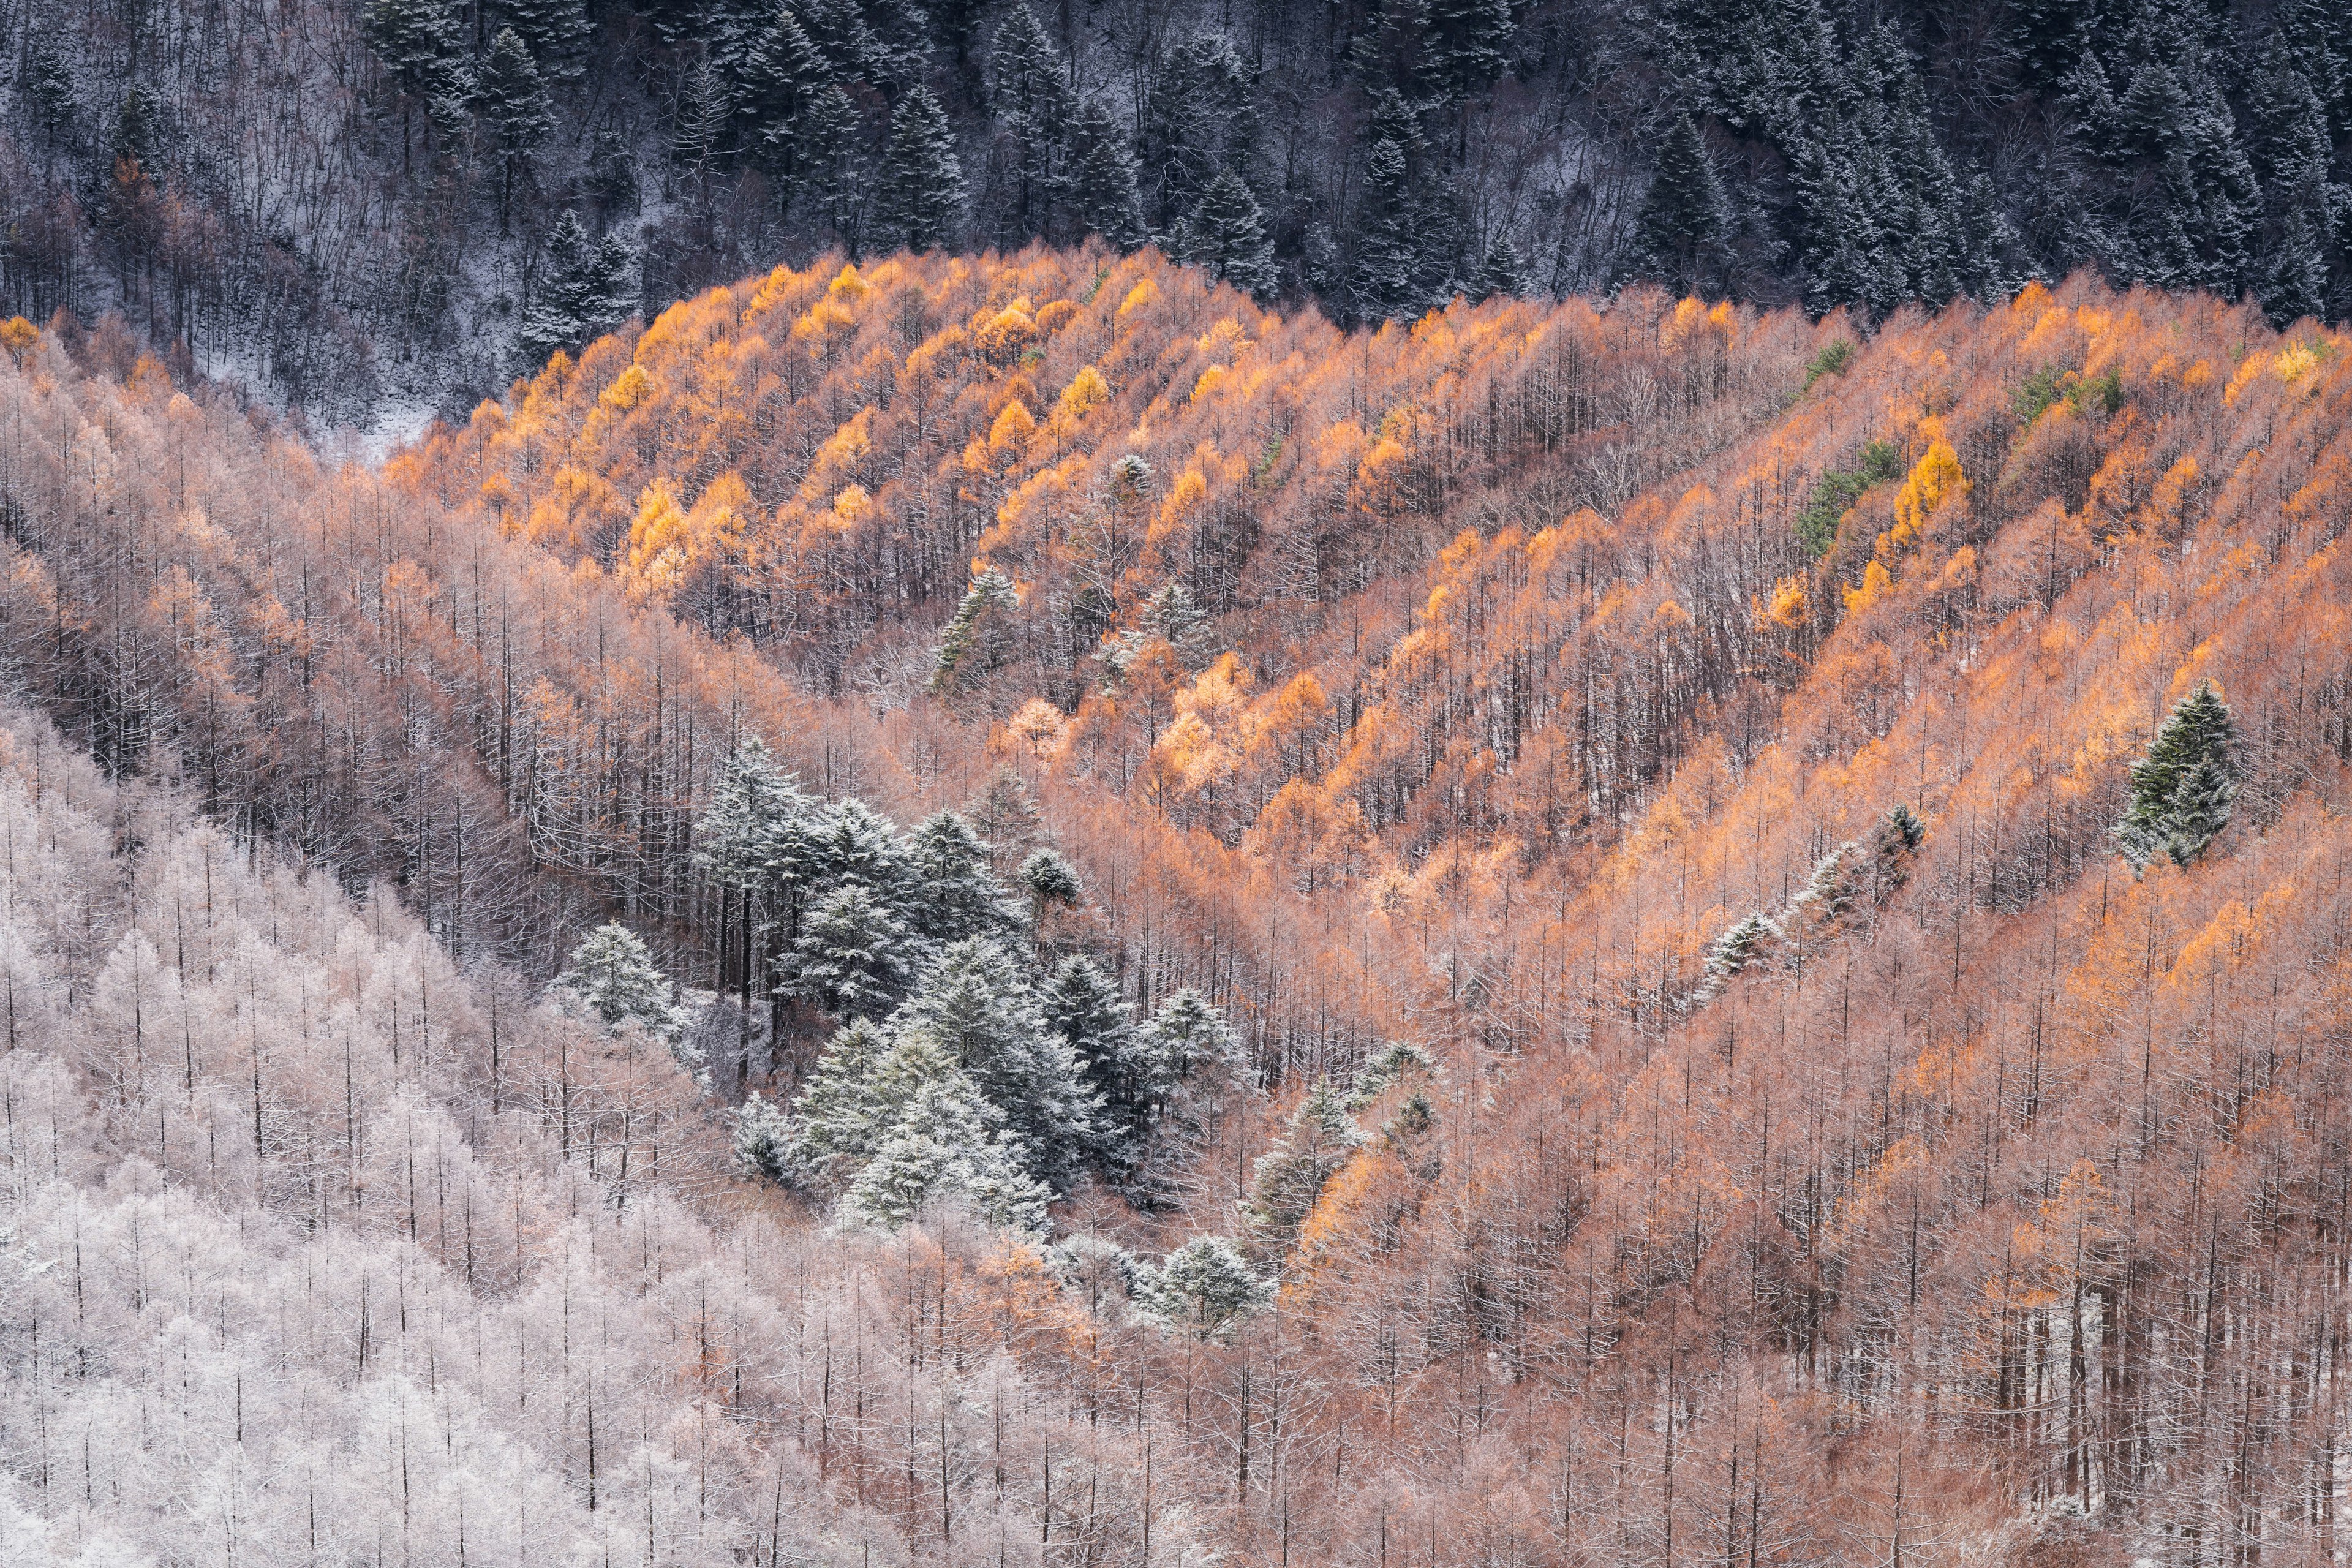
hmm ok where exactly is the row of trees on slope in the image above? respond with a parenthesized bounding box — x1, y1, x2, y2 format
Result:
(8, 0, 2350, 420)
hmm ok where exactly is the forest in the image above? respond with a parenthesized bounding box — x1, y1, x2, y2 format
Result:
(1, 0, 2348, 426)
(1, 139, 2351, 1564)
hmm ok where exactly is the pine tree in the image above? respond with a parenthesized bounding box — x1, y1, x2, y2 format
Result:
(840, 1074, 1052, 1233)
(991, 4, 1072, 243)
(1243, 1079, 1360, 1247)
(930, 567, 1019, 695)
(1019, 848, 1082, 928)
(497, 0, 592, 83)
(890, 937, 1097, 1185)
(790, 1016, 892, 1170)
(549, 922, 686, 1041)
(1067, 99, 1147, 249)
(1043, 956, 1162, 1166)
(364, 0, 468, 166)
(1140, 36, 1258, 230)
(2249, 47, 2343, 326)
(781, 883, 913, 1019)
(1630, 114, 1731, 295)
(1193, 170, 1278, 300)
(745, 3, 837, 191)
(2117, 681, 2240, 868)
(734, 1091, 797, 1183)
(808, 799, 912, 908)
(902, 812, 1015, 946)
(516, 212, 635, 369)
(873, 85, 965, 252)
(1134, 1236, 1273, 1339)
(1472, 233, 1531, 300)
(477, 29, 555, 233)
(800, 83, 863, 244)
(1356, 136, 1419, 318)
(1430, 0, 1513, 102)
(1147, 988, 1239, 1081)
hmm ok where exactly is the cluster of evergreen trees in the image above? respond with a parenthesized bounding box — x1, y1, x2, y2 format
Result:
(687, 739, 1240, 1231)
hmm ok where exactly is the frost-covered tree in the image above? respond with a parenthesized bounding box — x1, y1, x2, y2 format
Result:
(930, 568, 1020, 696)
(516, 211, 636, 367)
(478, 29, 555, 232)
(548, 922, 685, 1041)
(1020, 847, 1082, 928)
(873, 85, 966, 251)
(1134, 1236, 1273, 1339)
(1147, 987, 1239, 1082)
(1042, 956, 1158, 1164)
(902, 812, 1015, 946)
(788, 1016, 893, 1172)
(1243, 1079, 1359, 1247)
(734, 1090, 796, 1182)
(780, 882, 912, 1019)
(2117, 681, 2241, 867)
(890, 938, 1096, 1185)
(839, 1074, 1052, 1233)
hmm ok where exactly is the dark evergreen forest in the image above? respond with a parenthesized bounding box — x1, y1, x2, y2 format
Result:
(2, 0, 2345, 423)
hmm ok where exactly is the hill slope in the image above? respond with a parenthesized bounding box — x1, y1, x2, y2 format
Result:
(4, 254, 2352, 1561)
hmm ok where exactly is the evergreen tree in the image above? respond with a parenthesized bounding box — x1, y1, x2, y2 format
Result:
(744, 3, 837, 190)
(1430, 0, 1513, 103)
(2117, 681, 2241, 868)
(990, 4, 1072, 243)
(840, 1073, 1052, 1232)
(1019, 848, 1082, 928)
(1193, 170, 1278, 300)
(1631, 115, 1732, 295)
(477, 29, 555, 233)
(2248, 46, 2344, 325)
(903, 812, 1015, 946)
(800, 83, 864, 245)
(516, 211, 636, 368)
(808, 799, 912, 908)
(1134, 1236, 1273, 1339)
(1243, 1079, 1360, 1247)
(889, 937, 1097, 1185)
(790, 1016, 892, 1170)
(1147, 988, 1238, 1080)
(1139, 36, 1257, 230)
(734, 1091, 797, 1183)
(1067, 99, 1147, 250)
(497, 0, 592, 83)
(1043, 956, 1163, 1164)
(548, 922, 686, 1041)
(930, 567, 1020, 695)
(364, 0, 469, 163)
(589, 128, 641, 221)
(1473, 233, 1531, 300)
(1355, 135, 1420, 318)
(873, 85, 965, 252)
(781, 883, 913, 1019)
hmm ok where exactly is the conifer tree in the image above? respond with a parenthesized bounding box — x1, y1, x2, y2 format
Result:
(1042, 956, 1161, 1163)
(1430, 0, 1513, 103)
(930, 567, 1019, 695)
(364, 0, 469, 165)
(1243, 1079, 1360, 1247)
(2117, 681, 2241, 868)
(891, 937, 1097, 1185)
(1193, 170, 1278, 300)
(1134, 1236, 1274, 1338)
(873, 85, 965, 252)
(840, 1075, 1052, 1232)
(809, 799, 912, 908)
(1473, 233, 1531, 300)
(516, 211, 636, 368)
(1631, 114, 1731, 295)
(744, 2, 836, 190)
(549, 922, 686, 1040)
(1068, 99, 1147, 250)
(734, 1091, 796, 1182)
(497, 0, 592, 83)
(477, 29, 554, 233)
(1356, 137, 1420, 318)
(790, 1016, 892, 1170)
(1147, 988, 1239, 1080)
(902, 812, 1015, 946)
(781, 883, 913, 1019)
(1019, 848, 1082, 928)
(990, 4, 1072, 243)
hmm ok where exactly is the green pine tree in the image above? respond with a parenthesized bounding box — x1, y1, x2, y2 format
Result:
(839, 1072, 1051, 1233)
(1146, 988, 1238, 1080)
(1242, 1079, 1360, 1248)
(549, 922, 686, 1041)
(991, 4, 1072, 242)
(1043, 956, 1162, 1166)
(790, 1016, 893, 1171)
(2117, 681, 2241, 868)
(745, 3, 835, 194)
(874, 85, 966, 252)
(781, 883, 913, 1019)
(497, 0, 592, 83)
(1194, 170, 1277, 300)
(930, 567, 1020, 696)
(1067, 99, 1146, 250)
(477, 29, 554, 233)
(734, 1091, 797, 1183)
(1630, 114, 1732, 295)
(1020, 848, 1082, 928)
(516, 211, 633, 369)
(903, 812, 1016, 946)
(1134, 1236, 1273, 1339)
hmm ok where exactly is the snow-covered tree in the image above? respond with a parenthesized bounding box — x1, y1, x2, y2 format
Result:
(548, 922, 685, 1041)
(1134, 1236, 1273, 1339)
(780, 881, 913, 1019)
(1243, 1079, 1359, 1247)
(902, 811, 1015, 945)
(734, 1090, 796, 1183)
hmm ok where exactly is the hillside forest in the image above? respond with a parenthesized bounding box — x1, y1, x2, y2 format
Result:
(2, 0, 2350, 424)
(2, 236, 2352, 1567)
